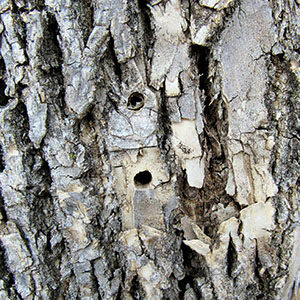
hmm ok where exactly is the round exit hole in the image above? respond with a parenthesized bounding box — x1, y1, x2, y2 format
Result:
(134, 170, 152, 186)
(127, 92, 145, 111)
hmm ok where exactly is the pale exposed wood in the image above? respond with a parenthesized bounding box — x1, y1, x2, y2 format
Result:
(0, 0, 299, 299)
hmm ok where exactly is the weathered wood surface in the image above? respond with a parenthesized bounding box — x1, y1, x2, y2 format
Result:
(0, 0, 299, 299)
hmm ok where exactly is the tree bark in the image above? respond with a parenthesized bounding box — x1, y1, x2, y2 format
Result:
(0, 0, 299, 299)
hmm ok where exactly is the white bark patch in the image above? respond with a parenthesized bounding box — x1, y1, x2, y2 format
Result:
(240, 201, 275, 239)
(171, 120, 202, 159)
(149, 0, 188, 89)
(232, 153, 253, 206)
(165, 76, 180, 97)
(191, 24, 211, 46)
(183, 239, 210, 256)
(199, 0, 234, 10)
(186, 157, 205, 189)
(225, 168, 236, 196)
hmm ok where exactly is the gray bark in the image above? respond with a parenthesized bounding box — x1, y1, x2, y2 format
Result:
(0, 0, 299, 299)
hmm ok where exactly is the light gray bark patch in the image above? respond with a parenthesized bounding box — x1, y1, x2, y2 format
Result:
(220, 0, 276, 138)
(26, 93, 47, 148)
(133, 189, 164, 229)
(0, 0, 298, 299)
(178, 88, 196, 120)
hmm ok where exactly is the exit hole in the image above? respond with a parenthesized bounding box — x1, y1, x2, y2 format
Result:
(127, 92, 145, 111)
(134, 170, 152, 186)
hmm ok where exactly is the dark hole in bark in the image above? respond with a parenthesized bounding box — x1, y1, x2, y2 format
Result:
(127, 93, 145, 111)
(134, 170, 152, 186)
(0, 79, 9, 107)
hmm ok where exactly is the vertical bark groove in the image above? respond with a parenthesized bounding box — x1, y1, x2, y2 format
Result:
(0, 0, 298, 299)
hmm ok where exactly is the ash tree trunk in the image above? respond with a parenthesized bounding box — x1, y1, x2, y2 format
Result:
(0, 0, 299, 299)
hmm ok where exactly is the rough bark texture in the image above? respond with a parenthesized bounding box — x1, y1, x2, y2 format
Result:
(0, 0, 299, 299)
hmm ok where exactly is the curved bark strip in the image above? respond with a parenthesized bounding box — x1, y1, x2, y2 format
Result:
(0, 0, 299, 299)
